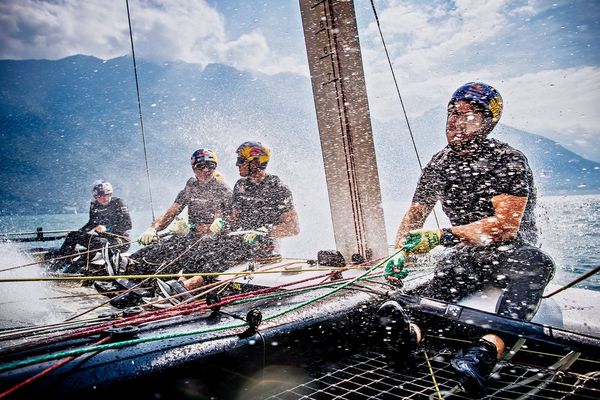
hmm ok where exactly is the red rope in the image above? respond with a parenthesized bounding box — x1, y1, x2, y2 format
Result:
(1, 266, 383, 356)
(0, 335, 112, 399)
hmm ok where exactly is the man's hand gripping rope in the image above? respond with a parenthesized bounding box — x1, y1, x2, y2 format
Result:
(383, 228, 443, 282)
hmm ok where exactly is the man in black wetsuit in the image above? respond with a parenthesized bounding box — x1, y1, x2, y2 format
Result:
(386, 82, 555, 396)
(48, 180, 131, 272)
(172, 141, 300, 293)
(106, 148, 232, 276)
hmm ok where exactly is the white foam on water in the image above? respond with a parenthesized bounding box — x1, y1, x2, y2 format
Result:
(0, 242, 58, 329)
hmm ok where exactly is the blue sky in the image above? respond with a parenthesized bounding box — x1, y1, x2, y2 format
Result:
(1, 0, 599, 160)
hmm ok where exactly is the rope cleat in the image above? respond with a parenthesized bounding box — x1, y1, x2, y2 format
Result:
(240, 309, 263, 339)
(102, 325, 140, 341)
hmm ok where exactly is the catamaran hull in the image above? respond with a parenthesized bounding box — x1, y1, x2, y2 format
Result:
(0, 276, 392, 399)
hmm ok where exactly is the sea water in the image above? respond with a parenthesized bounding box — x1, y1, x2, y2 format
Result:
(0, 194, 598, 327)
(1, 194, 599, 288)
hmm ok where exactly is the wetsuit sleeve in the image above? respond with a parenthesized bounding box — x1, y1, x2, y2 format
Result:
(174, 179, 193, 207)
(274, 184, 294, 214)
(231, 180, 243, 212)
(79, 202, 97, 232)
(110, 198, 132, 235)
(412, 161, 441, 207)
(496, 152, 532, 197)
(220, 184, 233, 216)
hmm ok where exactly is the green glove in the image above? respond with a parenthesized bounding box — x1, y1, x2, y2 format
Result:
(209, 218, 227, 234)
(138, 227, 157, 246)
(384, 250, 409, 280)
(403, 228, 441, 254)
(243, 227, 269, 245)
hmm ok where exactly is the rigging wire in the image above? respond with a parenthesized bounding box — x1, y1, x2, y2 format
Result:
(0, 267, 362, 283)
(542, 264, 600, 299)
(0, 265, 388, 355)
(0, 256, 390, 372)
(368, 0, 440, 229)
(125, 0, 156, 221)
(0, 239, 133, 273)
(63, 235, 207, 321)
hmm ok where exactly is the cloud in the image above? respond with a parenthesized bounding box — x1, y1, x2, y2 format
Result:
(0, 0, 305, 75)
(360, 0, 516, 122)
(358, 0, 600, 160)
(129, 1, 226, 64)
(0, 1, 129, 60)
(363, 0, 511, 79)
(1, 0, 598, 159)
(509, 0, 556, 17)
(501, 66, 600, 159)
(215, 30, 308, 76)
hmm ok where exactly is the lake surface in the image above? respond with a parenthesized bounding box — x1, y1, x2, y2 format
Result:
(0, 194, 598, 330)
(1, 193, 599, 292)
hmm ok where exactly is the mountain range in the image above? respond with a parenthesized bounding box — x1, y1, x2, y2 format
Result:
(1, 55, 599, 217)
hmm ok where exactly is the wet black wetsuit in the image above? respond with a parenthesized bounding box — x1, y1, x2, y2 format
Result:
(129, 177, 232, 274)
(132, 174, 295, 277)
(56, 197, 132, 262)
(230, 174, 294, 230)
(175, 177, 233, 230)
(414, 138, 555, 321)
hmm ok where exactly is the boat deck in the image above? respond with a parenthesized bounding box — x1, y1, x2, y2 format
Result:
(265, 348, 600, 400)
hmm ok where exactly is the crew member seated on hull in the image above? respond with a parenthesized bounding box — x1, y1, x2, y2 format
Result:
(385, 82, 555, 396)
(174, 141, 300, 294)
(46, 180, 131, 273)
(104, 148, 232, 277)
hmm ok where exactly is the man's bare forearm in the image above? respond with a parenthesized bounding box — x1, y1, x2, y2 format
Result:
(394, 202, 433, 248)
(150, 203, 183, 232)
(270, 209, 300, 238)
(451, 194, 527, 245)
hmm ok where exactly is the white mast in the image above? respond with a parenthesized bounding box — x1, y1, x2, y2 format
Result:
(299, 0, 388, 260)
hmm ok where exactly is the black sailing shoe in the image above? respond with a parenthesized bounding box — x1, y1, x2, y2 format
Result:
(157, 279, 194, 304)
(451, 338, 498, 396)
(376, 300, 420, 370)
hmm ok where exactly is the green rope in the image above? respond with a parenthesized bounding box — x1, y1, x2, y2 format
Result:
(0, 321, 247, 373)
(232, 273, 387, 306)
(0, 259, 392, 373)
(257, 262, 383, 321)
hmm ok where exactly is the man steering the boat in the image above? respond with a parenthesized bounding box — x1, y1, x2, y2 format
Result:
(46, 180, 132, 272)
(387, 82, 555, 396)
(170, 141, 300, 294)
(104, 148, 232, 275)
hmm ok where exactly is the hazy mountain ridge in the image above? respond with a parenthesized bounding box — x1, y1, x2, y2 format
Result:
(0, 55, 598, 216)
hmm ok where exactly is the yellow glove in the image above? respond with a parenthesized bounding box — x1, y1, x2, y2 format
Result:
(243, 227, 269, 245)
(169, 218, 191, 235)
(210, 218, 226, 234)
(94, 225, 107, 234)
(403, 229, 441, 254)
(138, 227, 157, 246)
